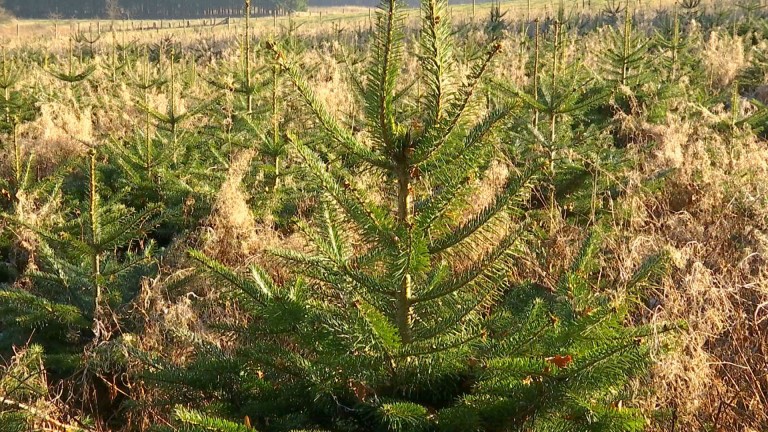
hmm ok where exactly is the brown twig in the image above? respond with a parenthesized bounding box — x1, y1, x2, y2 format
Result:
(0, 397, 94, 432)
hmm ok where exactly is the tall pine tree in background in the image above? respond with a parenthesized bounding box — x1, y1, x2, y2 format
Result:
(142, 0, 674, 430)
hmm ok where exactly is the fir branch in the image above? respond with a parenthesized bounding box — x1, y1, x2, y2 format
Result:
(188, 250, 273, 305)
(174, 406, 254, 432)
(277, 57, 391, 169)
(419, 0, 455, 127)
(414, 42, 503, 165)
(427, 173, 532, 254)
(413, 230, 520, 304)
(293, 140, 401, 248)
(364, 0, 406, 153)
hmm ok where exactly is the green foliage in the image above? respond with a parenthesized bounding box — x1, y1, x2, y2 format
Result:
(106, 48, 227, 242)
(736, 0, 764, 30)
(602, 0, 626, 21)
(599, 5, 680, 128)
(257, 0, 308, 13)
(0, 345, 47, 432)
(494, 23, 616, 223)
(152, 0, 671, 431)
(484, 2, 508, 42)
(0, 52, 39, 209)
(600, 7, 652, 91)
(739, 44, 768, 94)
(0, 344, 93, 431)
(0, 52, 37, 131)
(653, 8, 695, 83)
(45, 38, 96, 84)
(678, 0, 702, 21)
(0, 150, 160, 368)
(174, 407, 254, 432)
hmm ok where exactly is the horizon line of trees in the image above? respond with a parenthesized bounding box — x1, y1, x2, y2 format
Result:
(0, 0, 322, 19)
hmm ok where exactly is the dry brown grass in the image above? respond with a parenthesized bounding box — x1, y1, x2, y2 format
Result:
(25, 101, 93, 163)
(702, 31, 747, 91)
(201, 149, 275, 265)
(611, 107, 768, 430)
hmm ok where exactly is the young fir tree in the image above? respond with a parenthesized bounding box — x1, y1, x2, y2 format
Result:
(0, 52, 42, 288)
(0, 51, 38, 209)
(599, 5, 674, 128)
(0, 149, 159, 371)
(204, 2, 297, 226)
(107, 48, 220, 242)
(678, 0, 702, 22)
(494, 20, 616, 227)
(738, 39, 768, 95)
(45, 37, 96, 85)
(647, 7, 703, 123)
(735, 0, 764, 30)
(601, 0, 625, 23)
(108, 48, 169, 200)
(653, 7, 689, 83)
(152, 0, 671, 430)
(600, 5, 651, 93)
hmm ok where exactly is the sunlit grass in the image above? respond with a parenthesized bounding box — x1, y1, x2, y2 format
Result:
(1, 0, 682, 42)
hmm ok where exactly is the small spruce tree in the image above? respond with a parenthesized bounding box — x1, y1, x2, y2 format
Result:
(108, 48, 222, 242)
(45, 37, 96, 84)
(0, 51, 38, 209)
(0, 149, 159, 371)
(495, 21, 614, 225)
(600, 6, 651, 93)
(149, 0, 672, 430)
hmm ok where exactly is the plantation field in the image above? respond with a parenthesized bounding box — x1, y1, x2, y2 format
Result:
(1, 0, 767, 431)
(0, 0, 683, 41)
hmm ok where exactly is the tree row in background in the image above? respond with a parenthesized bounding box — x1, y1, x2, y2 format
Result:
(0, 0, 312, 19)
